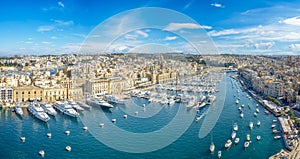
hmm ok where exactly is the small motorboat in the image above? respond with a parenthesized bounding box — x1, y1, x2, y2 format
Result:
(210, 142, 215, 153)
(20, 136, 26, 142)
(257, 121, 261, 126)
(65, 130, 70, 135)
(225, 139, 232, 148)
(257, 135, 261, 141)
(47, 133, 52, 138)
(83, 126, 88, 130)
(65, 146, 71, 151)
(244, 141, 250, 148)
(218, 150, 222, 158)
(39, 150, 45, 157)
(234, 137, 240, 144)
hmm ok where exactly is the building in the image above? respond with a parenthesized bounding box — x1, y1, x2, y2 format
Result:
(0, 87, 13, 104)
(13, 86, 43, 102)
(85, 78, 109, 96)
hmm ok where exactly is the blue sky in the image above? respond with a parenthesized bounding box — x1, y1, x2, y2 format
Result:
(1, 0, 300, 55)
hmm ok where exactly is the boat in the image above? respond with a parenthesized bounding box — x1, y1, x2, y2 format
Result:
(234, 137, 240, 144)
(83, 126, 88, 130)
(256, 108, 259, 113)
(40, 103, 57, 116)
(257, 135, 261, 141)
(254, 112, 257, 117)
(76, 101, 91, 109)
(256, 104, 259, 107)
(68, 100, 84, 111)
(249, 121, 253, 130)
(233, 123, 238, 131)
(224, 139, 232, 148)
(53, 101, 79, 117)
(186, 97, 197, 109)
(248, 104, 251, 109)
(14, 105, 23, 116)
(246, 134, 251, 141)
(198, 102, 206, 108)
(235, 99, 239, 104)
(218, 151, 222, 158)
(65, 130, 70, 135)
(20, 136, 26, 142)
(210, 142, 215, 153)
(244, 141, 250, 148)
(271, 124, 276, 128)
(112, 118, 117, 123)
(206, 95, 216, 105)
(241, 104, 245, 108)
(123, 114, 128, 119)
(99, 123, 104, 127)
(104, 95, 125, 104)
(86, 98, 114, 109)
(47, 133, 52, 138)
(274, 136, 281, 140)
(231, 131, 236, 139)
(264, 109, 271, 114)
(195, 116, 201, 122)
(240, 113, 244, 118)
(257, 121, 261, 126)
(65, 146, 71, 151)
(39, 150, 45, 157)
(273, 119, 277, 122)
(273, 129, 279, 134)
(27, 103, 50, 122)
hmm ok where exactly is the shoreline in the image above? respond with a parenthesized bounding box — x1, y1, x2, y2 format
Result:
(232, 74, 300, 159)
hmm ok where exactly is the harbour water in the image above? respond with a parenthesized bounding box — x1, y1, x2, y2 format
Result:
(0, 73, 283, 159)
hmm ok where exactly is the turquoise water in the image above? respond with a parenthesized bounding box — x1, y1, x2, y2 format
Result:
(0, 73, 283, 159)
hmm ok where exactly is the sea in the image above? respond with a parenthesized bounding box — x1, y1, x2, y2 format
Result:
(0, 72, 283, 159)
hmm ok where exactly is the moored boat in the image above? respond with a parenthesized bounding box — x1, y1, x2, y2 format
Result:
(274, 136, 281, 140)
(14, 105, 23, 116)
(53, 101, 79, 118)
(86, 98, 114, 109)
(224, 139, 232, 148)
(244, 141, 250, 148)
(234, 137, 240, 144)
(249, 121, 253, 130)
(257, 135, 261, 141)
(27, 103, 50, 122)
(218, 151, 222, 158)
(257, 121, 261, 126)
(231, 131, 236, 139)
(210, 142, 215, 153)
(40, 103, 57, 116)
(233, 123, 238, 131)
(246, 134, 251, 141)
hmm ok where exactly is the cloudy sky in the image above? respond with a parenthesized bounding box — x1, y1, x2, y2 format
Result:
(1, 0, 300, 55)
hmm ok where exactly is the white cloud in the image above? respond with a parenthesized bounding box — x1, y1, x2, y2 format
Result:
(42, 41, 52, 45)
(37, 25, 55, 32)
(164, 36, 178, 41)
(164, 23, 212, 31)
(135, 30, 148, 38)
(211, 3, 225, 8)
(53, 20, 73, 26)
(50, 36, 57, 39)
(209, 29, 241, 36)
(58, 1, 64, 8)
(279, 16, 300, 26)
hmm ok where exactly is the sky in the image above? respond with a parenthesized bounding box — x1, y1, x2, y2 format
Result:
(1, 0, 300, 56)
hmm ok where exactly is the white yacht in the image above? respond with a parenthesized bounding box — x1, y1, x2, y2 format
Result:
(233, 123, 238, 131)
(254, 112, 258, 117)
(235, 99, 239, 104)
(53, 101, 79, 118)
(210, 142, 215, 153)
(14, 105, 23, 116)
(27, 103, 50, 122)
(68, 100, 84, 111)
(240, 113, 244, 118)
(104, 95, 125, 104)
(224, 139, 232, 148)
(40, 103, 57, 116)
(249, 121, 254, 130)
(257, 121, 261, 126)
(234, 137, 240, 144)
(218, 151, 222, 158)
(231, 131, 236, 139)
(256, 135, 261, 141)
(86, 98, 114, 109)
(274, 136, 281, 140)
(244, 141, 250, 148)
(256, 108, 259, 113)
(76, 101, 91, 109)
(271, 124, 276, 128)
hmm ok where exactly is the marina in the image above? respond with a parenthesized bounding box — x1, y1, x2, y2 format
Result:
(0, 72, 284, 158)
